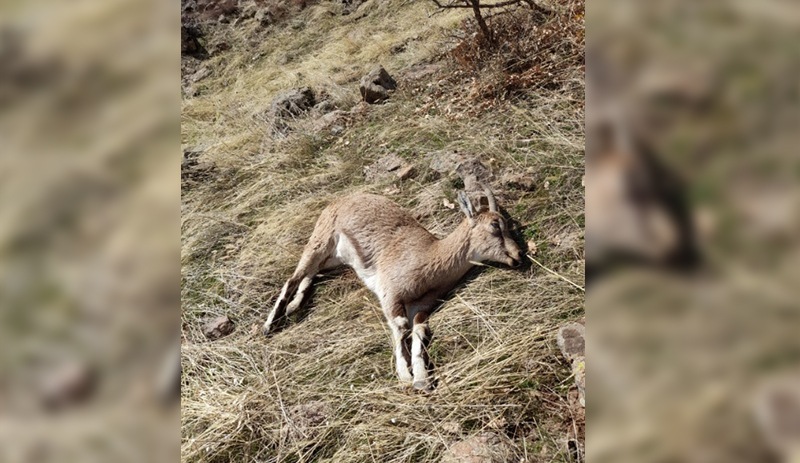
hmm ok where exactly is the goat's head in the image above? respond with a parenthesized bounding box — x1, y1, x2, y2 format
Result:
(457, 186, 523, 268)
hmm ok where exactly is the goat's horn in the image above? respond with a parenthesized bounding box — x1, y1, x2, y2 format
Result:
(481, 183, 498, 212)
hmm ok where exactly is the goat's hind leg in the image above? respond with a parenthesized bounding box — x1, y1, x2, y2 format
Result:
(411, 310, 432, 391)
(263, 232, 335, 335)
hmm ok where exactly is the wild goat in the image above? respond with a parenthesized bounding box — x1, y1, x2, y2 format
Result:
(263, 186, 522, 391)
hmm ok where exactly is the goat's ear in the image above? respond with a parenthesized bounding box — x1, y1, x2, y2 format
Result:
(457, 191, 476, 222)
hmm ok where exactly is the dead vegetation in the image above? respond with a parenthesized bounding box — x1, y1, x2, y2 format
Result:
(181, 0, 584, 461)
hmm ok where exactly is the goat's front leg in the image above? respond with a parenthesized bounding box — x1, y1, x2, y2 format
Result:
(383, 301, 412, 384)
(411, 310, 432, 391)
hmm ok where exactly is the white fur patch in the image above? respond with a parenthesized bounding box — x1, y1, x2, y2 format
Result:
(393, 316, 409, 329)
(410, 334, 427, 383)
(334, 232, 382, 296)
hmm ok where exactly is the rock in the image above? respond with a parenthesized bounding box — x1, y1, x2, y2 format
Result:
(428, 150, 463, 175)
(442, 433, 516, 463)
(364, 153, 406, 183)
(557, 321, 586, 407)
(314, 100, 336, 113)
(312, 110, 348, 135)
(455, 158, 493, 201)
(557, 322, 585, 360)
(183, 85, 198, 98)
(254, 8, 273, 27)
(39, 362, 96, 410)
(500, 169, 536, 191)
(268, 87, 316, 134)
(397, 164, 416, 181)
(269, 87, 316, 120)
(359, 65, 397, 104)
(190, 66, 211, 83)
(181, 24, 207, 58)
(203, 315, 234, 340)
(182, 0, 198, 14)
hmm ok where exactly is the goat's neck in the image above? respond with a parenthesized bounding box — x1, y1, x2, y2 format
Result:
(428, 219, 474, 282)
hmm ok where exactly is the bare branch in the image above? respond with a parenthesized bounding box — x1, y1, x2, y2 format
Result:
(431, 0, 524, 8)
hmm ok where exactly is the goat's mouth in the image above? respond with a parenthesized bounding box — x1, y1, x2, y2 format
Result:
(507, 256, 521, 268)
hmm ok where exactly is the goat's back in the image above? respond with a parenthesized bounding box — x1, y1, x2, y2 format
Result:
(328, 193, 434, 264)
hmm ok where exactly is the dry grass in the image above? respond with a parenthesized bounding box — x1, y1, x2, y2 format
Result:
(181, 1, 584, 461)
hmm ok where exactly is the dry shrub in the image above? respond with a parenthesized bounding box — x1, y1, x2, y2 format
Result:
(450, 0, 585, 99)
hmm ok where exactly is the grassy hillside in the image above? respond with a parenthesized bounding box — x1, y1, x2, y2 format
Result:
(181, 1, 584, 461)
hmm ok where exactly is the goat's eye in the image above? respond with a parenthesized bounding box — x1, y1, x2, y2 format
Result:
(490, 221, 501, 234)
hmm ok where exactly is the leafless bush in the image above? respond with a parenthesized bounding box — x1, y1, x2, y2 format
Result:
(447, 0, 584, 99)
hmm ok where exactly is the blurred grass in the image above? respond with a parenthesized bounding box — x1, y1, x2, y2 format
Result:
(588, 1, 800, 462)
(0, 0, 179, 461)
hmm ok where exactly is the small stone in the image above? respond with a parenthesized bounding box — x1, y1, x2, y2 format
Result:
(557, 321, 586, 409)
(254, 8, 273, 27)
(269, 87, 316, 119)
(314, 100, 335, 113)
(190, 66, 211, 83)
(500, 169, 536, 191)
(311, 110, 348, 134)
(397, 164, 416, 180)
(442, 432, 515, 463)
(557, 322, 585, 360)
(359, 65, 397, 104)
(204, 315, 235, 340)
(364, 153, 405, 183)
(428, 150, 463, 175)
(455, 158, 493, 198)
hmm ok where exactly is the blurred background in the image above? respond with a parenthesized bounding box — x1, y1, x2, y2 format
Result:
(586, 0, 800, 462)
(0, 0, 178, 462)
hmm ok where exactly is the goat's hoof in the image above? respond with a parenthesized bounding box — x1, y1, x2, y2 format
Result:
(412, 381, 432, 392)
(262, 324, 273, 337)
(397, 370, 413, 384)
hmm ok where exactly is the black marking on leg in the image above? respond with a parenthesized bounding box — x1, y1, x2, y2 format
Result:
(401, 331, 412, 368)
(265, 278, 302, 336)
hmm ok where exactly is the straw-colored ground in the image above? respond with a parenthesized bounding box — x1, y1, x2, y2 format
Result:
(181, 1, 584, 461)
